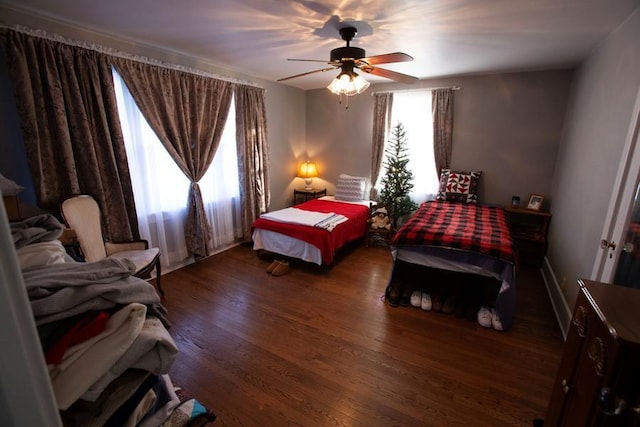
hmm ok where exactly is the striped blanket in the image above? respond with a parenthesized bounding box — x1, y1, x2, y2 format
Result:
(260, 207, 347, 231)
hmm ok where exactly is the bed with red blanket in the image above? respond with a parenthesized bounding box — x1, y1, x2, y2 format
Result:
(389, 200, 518, 330)
(251, 197, 371, 266)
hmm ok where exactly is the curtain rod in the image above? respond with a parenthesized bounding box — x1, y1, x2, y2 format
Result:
(1, 24, 263, 89)
(370, 85, 461, 96)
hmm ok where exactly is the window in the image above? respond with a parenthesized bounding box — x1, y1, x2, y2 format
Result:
(384, 90, 439, 202)
(112, 69, 241, 269)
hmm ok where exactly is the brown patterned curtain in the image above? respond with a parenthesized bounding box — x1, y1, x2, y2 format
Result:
(432, 88, 454, 173)
(113, 59, 234, 258)
(235, 85, 270, 241)
(2, 30, 139, 242)
(370, 93, 393, 200)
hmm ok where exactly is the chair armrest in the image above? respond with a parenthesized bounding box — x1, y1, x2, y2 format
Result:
(105, 240, 149, 255)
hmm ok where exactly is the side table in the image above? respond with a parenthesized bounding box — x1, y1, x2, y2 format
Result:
(293, 188, 327, 205)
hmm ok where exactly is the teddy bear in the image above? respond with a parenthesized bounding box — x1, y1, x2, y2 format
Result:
(370, 207, 391, 230)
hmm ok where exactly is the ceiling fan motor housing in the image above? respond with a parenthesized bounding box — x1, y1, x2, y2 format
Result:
(330, 46, 366, 62)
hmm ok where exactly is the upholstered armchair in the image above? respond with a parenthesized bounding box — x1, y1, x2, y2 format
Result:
(60, 195, 163, 296)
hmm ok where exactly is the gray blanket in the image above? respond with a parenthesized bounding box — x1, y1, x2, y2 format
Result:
(22, 258, 162, 325)
(81, 315, 179, 401)
(11, 213, 64, 249)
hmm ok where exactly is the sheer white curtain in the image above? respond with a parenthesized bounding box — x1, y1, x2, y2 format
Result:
(388, 90, 439, 203)
(112, 69, 241, 270)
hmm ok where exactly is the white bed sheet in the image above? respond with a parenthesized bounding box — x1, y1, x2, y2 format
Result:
(252, 228, 322, 265)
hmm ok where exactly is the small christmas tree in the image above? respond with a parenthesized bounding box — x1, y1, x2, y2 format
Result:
(378, 121, 418, 228)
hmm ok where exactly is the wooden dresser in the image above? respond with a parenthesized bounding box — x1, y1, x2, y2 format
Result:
(545, 279, 640, 426)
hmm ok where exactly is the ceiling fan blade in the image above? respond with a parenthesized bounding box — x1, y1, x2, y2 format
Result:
(361, 66, 419, 84)
(287, 58, 332, 63)
(358, 52, 413, 66)
(277, 67, 337, 82)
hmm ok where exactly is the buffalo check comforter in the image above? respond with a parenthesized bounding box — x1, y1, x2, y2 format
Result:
(392, 201, 517, 264)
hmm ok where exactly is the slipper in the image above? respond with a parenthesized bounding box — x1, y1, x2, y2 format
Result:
(410, 291, 422, 307)
(271, 260, 290, 276)
(432, 294, 443, 312)
(491, 308, 503, 331)
(477, 306, 492, 328)
(421, 293, 432, 311)
(386, 282, 401, 307)
(399, 285, 413, 307)
(266, 260, 280, 274)
(442, 295, 458, 314)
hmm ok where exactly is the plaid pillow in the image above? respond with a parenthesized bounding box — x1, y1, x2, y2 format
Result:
(436, 169, 482, 204)
(335, 175, 366, 201)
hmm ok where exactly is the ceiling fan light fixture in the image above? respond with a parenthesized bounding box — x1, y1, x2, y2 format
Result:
(327, 70, 370, 96)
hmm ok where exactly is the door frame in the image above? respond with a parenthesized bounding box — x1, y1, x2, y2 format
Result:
(591, 86, 640, 282)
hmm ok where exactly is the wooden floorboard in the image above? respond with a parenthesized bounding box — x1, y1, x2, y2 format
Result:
(156, 242, 564, 426)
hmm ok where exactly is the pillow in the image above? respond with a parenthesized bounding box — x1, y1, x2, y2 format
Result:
(335, 174, 367, 201)
(436, 169, 482, 204)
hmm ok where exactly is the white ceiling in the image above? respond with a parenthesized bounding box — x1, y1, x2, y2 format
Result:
(1, 0, 638, 90)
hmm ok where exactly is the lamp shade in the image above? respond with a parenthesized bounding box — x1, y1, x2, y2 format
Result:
(297, 161, 318, 190)
(297, 161, 318, 179)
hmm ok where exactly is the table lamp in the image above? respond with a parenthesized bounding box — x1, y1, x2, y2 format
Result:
(297, 161, 318, 190)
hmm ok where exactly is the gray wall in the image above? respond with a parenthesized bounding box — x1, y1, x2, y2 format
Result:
(306, 70, 573, 208)
(547, 8, 640, 314)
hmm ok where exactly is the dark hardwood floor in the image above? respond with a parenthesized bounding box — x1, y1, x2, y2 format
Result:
(156, 242, 564, 426)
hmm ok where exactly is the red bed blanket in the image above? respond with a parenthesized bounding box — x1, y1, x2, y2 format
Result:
(251, 199, 370, 265)
(392, 201, 517, 264)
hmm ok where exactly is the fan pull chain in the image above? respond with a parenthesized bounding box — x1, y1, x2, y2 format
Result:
(337, 93, 349, 109)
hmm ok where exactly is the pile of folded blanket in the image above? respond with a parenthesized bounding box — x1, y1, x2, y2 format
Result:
(260, 207, 347, 231)
(12, 213, 215, 426)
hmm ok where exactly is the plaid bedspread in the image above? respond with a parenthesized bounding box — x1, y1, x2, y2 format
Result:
(392, 201, 517, 264)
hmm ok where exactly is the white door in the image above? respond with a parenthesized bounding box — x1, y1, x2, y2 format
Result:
(592, 87, 640, 285)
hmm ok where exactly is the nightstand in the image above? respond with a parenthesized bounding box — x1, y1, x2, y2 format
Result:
(293, 188, 326, 205)
(504, 205, 552, 267)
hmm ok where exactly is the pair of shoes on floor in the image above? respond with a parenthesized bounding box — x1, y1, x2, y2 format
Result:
(421, 292, 432, 311)
(410, 291, 421, 307)
(399, 286, 413, 307)
(409, 291, 432, 311)
(442, 295, 459, 314)
(432, 294, 443, 312)
(266, 260, 290, 276)
(477, 306, 503, 330)
(386, 281, 401, 307)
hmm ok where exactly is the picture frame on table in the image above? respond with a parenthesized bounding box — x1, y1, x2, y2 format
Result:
(526, 194, 544, 211)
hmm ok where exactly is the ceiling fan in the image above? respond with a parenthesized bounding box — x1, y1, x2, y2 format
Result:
(278, 26, 418, 94)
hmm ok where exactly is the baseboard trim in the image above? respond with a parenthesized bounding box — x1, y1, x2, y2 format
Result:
(540, 257, 572, 340)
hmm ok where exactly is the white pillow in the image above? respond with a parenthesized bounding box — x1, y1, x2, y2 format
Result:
(335, 174, 367, 201)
